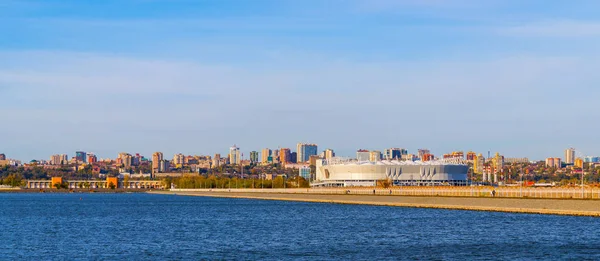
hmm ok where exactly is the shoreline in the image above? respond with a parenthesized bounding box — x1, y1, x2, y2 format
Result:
(0, 188, 157, 193)
(151, 191, 600, 217)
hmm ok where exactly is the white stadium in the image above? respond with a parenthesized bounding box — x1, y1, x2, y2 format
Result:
(313, 158, 469, 187)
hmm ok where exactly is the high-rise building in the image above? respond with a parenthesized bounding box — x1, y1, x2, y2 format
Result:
(159, 160, 170, 173)
(356, 149, 370, 161)
(250, 151, 259, 164)
(369, 151, 382, 162)
(272, 149, 280, 164)
(50, 154, 61, 165)
(280, 148, 292, 164)
(261, 148, 271, 164)
(173, 153, 185, 167)
(324, 149, 335, 160)
(297, 143, 318, 163)
(76, 151, 87, 163)
(60, 154, 68, 165)
(229, 145, 241, 165)
(473, 154, 485, 174)
(0, 154, 5, 160)
(565, 148, 576, 164)
(384, 148, 406, 160)
(152, 152, 164, 173)
(493, 153, 504, 174)
(585, 156, 600, 163)
(132, 153, 142, 166)
(118, 153, 133, 169)
(213, 154, 221, 168)
(87, 154, 97, 164)
(290, 152, 297, 163)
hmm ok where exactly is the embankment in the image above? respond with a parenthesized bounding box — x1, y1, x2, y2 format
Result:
(151, 190, 600, 217)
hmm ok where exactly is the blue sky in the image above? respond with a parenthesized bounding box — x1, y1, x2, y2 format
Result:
(1, 0, 599, 161)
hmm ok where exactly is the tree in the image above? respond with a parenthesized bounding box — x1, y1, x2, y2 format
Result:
(273, 176, 285, 188)
(108, 182, 116, 190)
(123, 175, 130, 188)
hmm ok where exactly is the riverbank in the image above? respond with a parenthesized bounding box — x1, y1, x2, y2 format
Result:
(0, 188, 160, 193)
(151, 190, 600, 217)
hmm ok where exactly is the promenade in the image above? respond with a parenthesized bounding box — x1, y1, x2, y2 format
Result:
(153, 188, 600, 217)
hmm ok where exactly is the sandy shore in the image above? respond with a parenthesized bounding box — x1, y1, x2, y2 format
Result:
(151, 191, 600, 217)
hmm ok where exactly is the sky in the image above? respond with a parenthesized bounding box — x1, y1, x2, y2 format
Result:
(1, 0, 599, 161)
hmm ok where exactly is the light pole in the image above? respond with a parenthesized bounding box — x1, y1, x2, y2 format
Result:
(520, 166, 523, 198)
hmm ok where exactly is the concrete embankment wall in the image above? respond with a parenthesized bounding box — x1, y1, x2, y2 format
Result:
(170, 187, 600, 199)
(153, 190, 600, 217)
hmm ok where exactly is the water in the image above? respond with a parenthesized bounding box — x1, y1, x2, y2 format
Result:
(1, 193, 600, 260)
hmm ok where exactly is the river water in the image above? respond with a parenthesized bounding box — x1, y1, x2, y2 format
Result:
(1, 193, 599, 260)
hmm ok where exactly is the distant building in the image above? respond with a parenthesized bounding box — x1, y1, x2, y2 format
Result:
(297, 143, 318, 163)
(473, 154, 485, 174)
(87, 154, 98, 164)
(50, 154, 61, 165)
(422, 153, 435, 162)
(418, 149, 430, 160)
(565, 148, 576, 164)
(159, 160, 170, 173)
(493, 153, 504, 174)
(152, 152, 164, 173)
(290, 152, 297, 163)
(118, 153, 133, 169)
(356, 149, 370, 161)
(309, 155, 321, 167)
(261, 148, 271, 164)
(250, 151, 259, 164)
(173, 153, 185, 167)
(300, 166, 311, 180)
(229, 145, 241, 165)
(272, 149, 280, 164)
(324, 149, 335, 160)
(76, 151, 87, 163)
(0, 154, 5, 160)
(402, 154, 416, 161)
(545, 158, 561, 168)
(280, 148, 292, 164)
(466, 151, 477, 161)
(575, 158, 584, 168)
(213, 154, 221, 168)
(443, 151, 464, 159)
(369, 151, 382, 162)
(60, 154, 68, 165)
(384, 148, 406, 160)
(504, 158, 529, 164)
(585, 156, 600, 163)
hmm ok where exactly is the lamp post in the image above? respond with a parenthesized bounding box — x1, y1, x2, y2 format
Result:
(520, 166, 523, 198)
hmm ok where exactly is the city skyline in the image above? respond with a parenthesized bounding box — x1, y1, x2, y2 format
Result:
(0, 145, 595, 163)
(2, 1, 600, 160)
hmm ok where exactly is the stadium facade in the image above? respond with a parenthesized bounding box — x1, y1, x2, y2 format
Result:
(313, 159, 469, 187)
